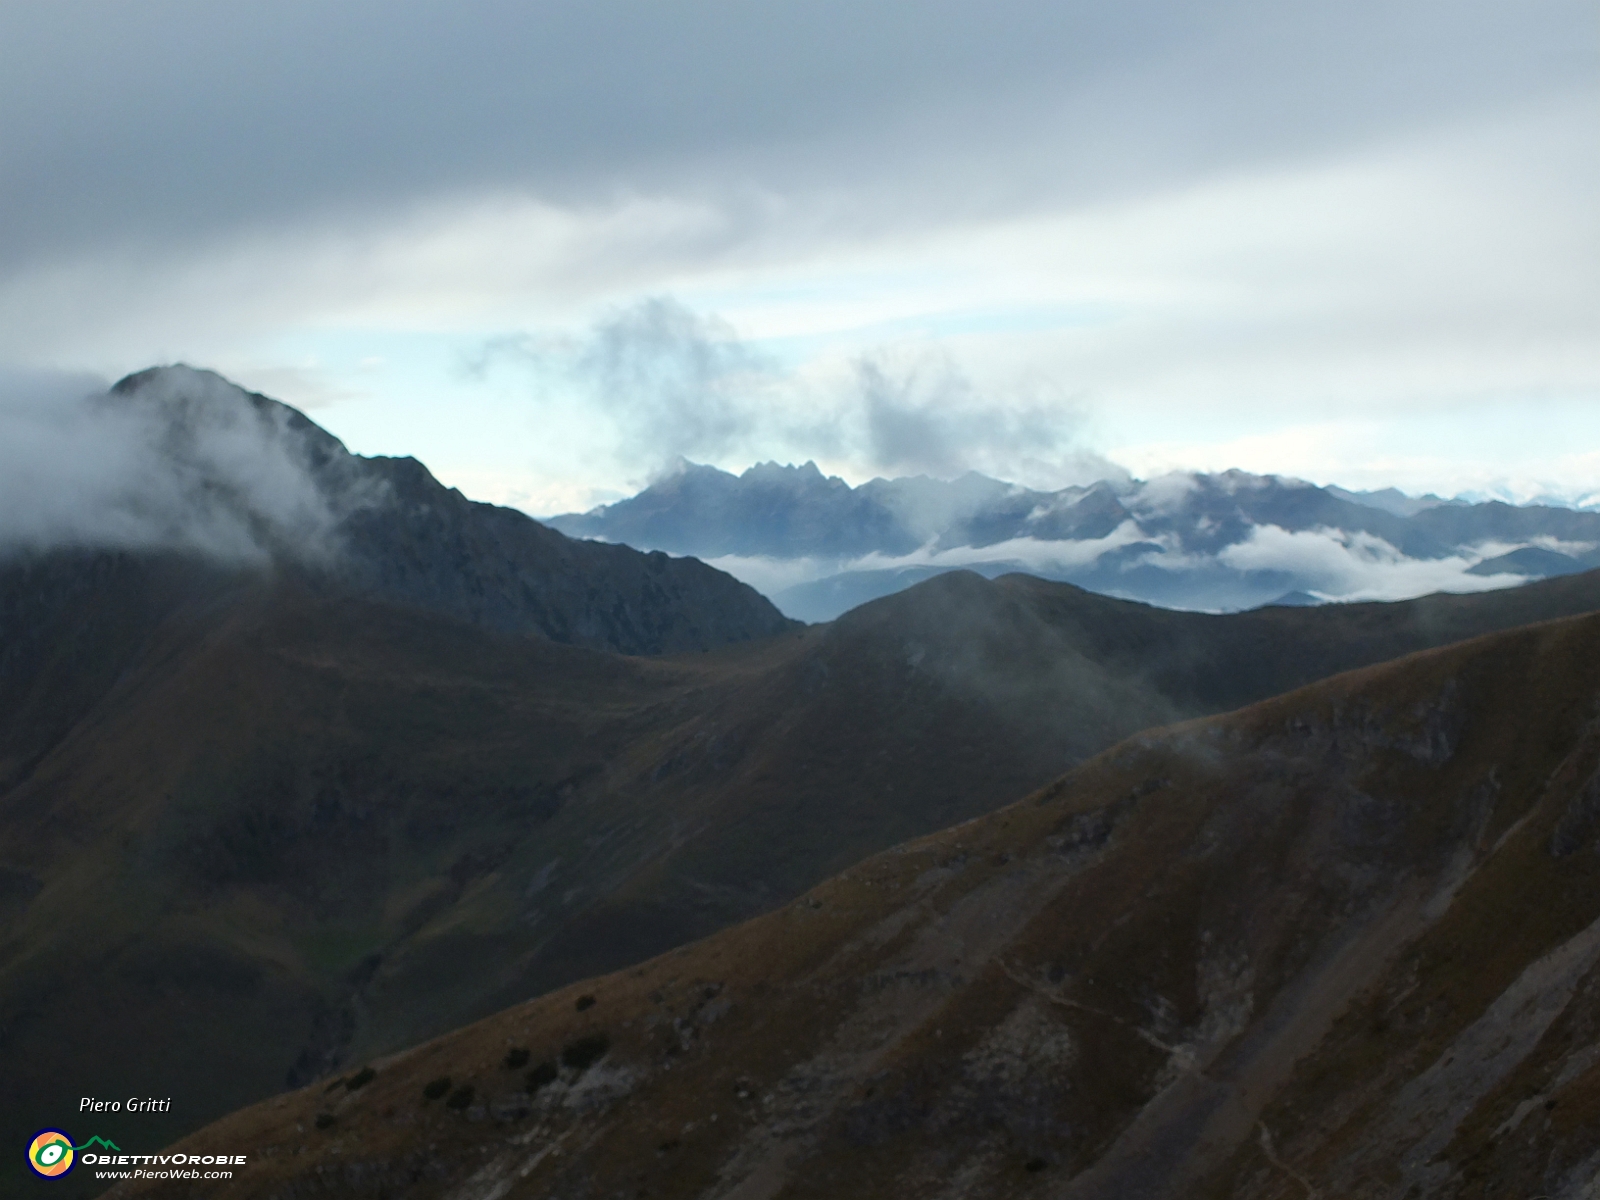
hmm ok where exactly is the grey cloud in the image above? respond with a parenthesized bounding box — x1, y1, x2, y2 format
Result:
(859, 358, 974, 478)
(856, 356, 1112, 484)
(470, 297, 781, 466)
(1, 1, 1589, 281)
(0, 366, 364, 563)
(476, 298, 1116, 485)
(575, 299, 770, 461)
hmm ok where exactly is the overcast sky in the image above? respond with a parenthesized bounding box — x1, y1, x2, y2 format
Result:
(1, 0, 1595, 512)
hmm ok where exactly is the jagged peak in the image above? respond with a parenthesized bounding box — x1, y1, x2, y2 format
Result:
(741, 459, 830, 482)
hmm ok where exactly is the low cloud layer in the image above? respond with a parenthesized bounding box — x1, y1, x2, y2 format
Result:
(0, 367, 358, 563)
(1211, 525, 1507, 602)
(709, 523, 1532, 621)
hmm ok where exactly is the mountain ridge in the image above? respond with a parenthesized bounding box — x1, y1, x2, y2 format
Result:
(10, 562, 1600, 1192)
(108, 603, 1600, 1199)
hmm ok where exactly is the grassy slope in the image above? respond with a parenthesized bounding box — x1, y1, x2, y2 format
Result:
(9, 564, 1600, 1195)
(113, 608, 1600, 1199)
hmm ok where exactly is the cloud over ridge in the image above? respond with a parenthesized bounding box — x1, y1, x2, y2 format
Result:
(0, 366, 370, 563)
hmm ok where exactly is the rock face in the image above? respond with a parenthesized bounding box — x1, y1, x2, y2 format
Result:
(334, 453, 796, 653)
(104, 365, 795, 654)
(111, 608, 1600, 1200)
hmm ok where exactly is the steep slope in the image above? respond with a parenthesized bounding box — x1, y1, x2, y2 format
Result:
(118, 608, 1600, 1200)
(0, 564, 714, 1195)
(12, 568, 1600, 1196)
(0, 550, 243, 792)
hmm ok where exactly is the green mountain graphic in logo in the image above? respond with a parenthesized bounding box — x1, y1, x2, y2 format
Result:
(72, 1136, 122, 1152)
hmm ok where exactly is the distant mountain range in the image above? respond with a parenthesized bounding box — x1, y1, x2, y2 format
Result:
(549, 460, 1600, 620)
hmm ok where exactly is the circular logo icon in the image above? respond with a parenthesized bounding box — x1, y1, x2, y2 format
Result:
(28, 1130, 75, 1178)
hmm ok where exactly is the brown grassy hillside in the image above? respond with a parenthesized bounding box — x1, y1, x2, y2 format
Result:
(110, 608, 1600, 1199)
(10, 562, 1600, 1196)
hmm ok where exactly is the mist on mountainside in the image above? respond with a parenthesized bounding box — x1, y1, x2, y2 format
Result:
(0, 365, 793, 658)
(0, 366, 373, 563)
(550, 460, 1600, 619)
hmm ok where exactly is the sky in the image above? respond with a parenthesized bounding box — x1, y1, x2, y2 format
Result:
(0, 0, 1595, 516)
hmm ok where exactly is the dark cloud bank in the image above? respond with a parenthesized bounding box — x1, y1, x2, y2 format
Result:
(1, 1, 1588, 279)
